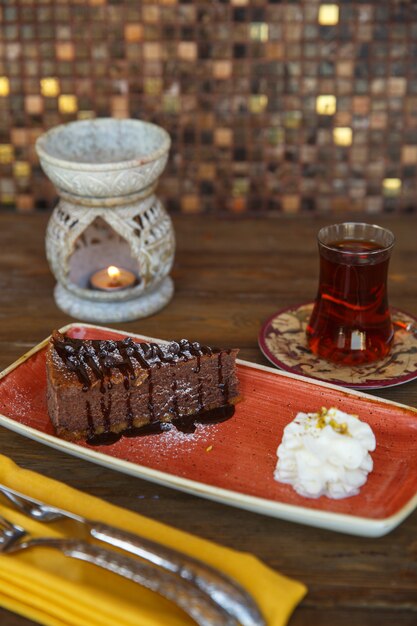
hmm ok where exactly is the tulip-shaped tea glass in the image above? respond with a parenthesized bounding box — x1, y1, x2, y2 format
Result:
(306, 223, 395, 365)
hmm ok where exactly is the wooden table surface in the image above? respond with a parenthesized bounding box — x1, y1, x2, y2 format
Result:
(1, 212, 417, 626)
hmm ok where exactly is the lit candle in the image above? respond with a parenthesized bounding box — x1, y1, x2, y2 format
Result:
(90, 265, 137, 291)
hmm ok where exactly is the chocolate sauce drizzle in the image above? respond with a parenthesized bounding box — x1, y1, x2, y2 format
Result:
(52, 332, 234, 445)
(87, 405, 235, 446)
(53, 334, 218, 389)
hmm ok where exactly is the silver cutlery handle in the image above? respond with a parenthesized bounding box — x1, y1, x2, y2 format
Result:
(91, 522, 265, 626)
(0, 485, 264, 625)
(56, 539, 237, 626)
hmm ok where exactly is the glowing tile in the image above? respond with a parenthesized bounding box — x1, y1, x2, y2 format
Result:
(0, 77, 10, 97)
(0, 144, 14, 164)
(25, 95, 43, 115)
(41, 77, 60, 97)
(124, 24, 143, 43)
(58, 94, 78, 114)
(318, 4, 339, 26)
(316, 94, 336, 115)
(13, 161, 31, 177)
(143, 6, 160, 23)
(178, 42, 197, 61)
(111, 96, 129, 118)
(249, 94, 268, 114)
(383, 178, 402, 196)
(337, 61, 353, 77)
(213, 61, 232, 80)
(282, 195, 300, 213)
(56, 42, 75, 61)
(250, 23, 269, 42)
(214, 128, 233, 147)
(402, 145, 417, 164)
(181, 195, 200, 213)
(333, 127, 352, 146)
(144, 43, 161, 61)
(11, 128, 28, 146)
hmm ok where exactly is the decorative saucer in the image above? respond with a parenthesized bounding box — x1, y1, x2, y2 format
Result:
(259, 303, 417, 390)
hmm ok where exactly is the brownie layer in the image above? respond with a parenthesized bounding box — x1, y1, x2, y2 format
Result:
(46, 333, 240, 441)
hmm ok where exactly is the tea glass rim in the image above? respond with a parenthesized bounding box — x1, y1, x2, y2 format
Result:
(317, 222, 395, 257)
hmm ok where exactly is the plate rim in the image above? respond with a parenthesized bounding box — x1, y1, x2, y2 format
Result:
(258, 302, 417, 390)
(1, 321, 417, 538)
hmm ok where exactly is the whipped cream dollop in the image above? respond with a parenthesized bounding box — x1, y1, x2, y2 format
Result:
(274, 407, 376, 499)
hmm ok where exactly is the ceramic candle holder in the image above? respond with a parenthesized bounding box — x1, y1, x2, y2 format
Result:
(36, 118, 175, 323)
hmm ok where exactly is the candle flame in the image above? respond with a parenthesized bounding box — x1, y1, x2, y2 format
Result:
(107, 265, 121, 279)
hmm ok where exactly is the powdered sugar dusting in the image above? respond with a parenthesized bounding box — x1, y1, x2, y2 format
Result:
(0, 387, 36, 421)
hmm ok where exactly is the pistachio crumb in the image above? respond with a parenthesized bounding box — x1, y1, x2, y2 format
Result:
(329, 419, 350, 436)
(315, 407, 351, 435)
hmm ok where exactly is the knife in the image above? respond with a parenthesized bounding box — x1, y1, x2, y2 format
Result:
(0, 483, 264, 626)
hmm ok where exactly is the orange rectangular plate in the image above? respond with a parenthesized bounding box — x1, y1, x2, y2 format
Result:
(0, 323, 416, 537)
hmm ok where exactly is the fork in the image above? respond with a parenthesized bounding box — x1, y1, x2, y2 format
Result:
(0, 484, 265, 626)
(0, 513, 237, 626)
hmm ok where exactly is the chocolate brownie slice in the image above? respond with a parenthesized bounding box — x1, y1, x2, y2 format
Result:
(46, 331, 240, 442)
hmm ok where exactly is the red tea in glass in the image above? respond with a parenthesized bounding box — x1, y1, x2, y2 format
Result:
(306, 223, 395, 365)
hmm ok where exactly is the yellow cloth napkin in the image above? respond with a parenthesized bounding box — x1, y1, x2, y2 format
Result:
(0, 454, 306, 626)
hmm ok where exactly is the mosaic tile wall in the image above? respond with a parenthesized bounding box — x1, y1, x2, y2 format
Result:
(0, 0, 416, 214)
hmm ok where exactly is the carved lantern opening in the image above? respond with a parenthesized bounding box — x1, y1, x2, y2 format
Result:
(68, 217, 140, 290)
